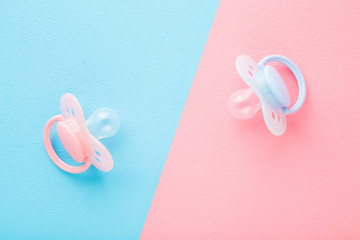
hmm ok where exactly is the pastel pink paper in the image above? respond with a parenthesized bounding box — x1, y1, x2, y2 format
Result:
(141, 0, 360, 239)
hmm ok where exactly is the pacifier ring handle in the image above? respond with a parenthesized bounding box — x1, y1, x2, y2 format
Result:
(258, 55, 306, 115)
(43, 115, 91, 173)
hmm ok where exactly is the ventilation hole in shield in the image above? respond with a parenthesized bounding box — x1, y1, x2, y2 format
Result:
(249, 64, 254, 70)
(248, 71, 253, 77)
(272, 112, 275, 120)
(95, 157, 102, 163)
(95, 150, 101, 157)
(66, 106, 69, 113)
(71, 109, 75, 116)
(278, 114, 280, 122)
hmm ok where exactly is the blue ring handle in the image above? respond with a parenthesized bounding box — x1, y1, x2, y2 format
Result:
(258, 55, 306, 115)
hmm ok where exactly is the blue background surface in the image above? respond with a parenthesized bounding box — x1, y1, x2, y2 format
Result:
(0, 1, 218, 239)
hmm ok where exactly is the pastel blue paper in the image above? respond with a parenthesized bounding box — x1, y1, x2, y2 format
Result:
(0, 1, 219, 239)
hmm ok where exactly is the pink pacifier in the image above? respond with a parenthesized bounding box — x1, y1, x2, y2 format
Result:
(43, 93, 120, 173)
(229, 55, 306, 136)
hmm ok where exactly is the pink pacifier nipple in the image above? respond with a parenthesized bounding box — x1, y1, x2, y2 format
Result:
(229, 55, 306, 136)
(43, 93, 120, 173)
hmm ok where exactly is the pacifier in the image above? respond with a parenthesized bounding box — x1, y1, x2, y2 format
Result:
(43, 93, 120, 173)
(229, 55, 306, 136)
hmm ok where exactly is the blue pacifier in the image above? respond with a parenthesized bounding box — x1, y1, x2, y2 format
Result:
(229, 55, 306, 136)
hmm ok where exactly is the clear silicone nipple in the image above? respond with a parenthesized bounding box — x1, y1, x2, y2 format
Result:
(228, 88, 261, 119)
(86, 108, 120, 140)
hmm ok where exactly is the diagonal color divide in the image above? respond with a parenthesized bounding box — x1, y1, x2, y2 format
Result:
(141, 0, 360, 239)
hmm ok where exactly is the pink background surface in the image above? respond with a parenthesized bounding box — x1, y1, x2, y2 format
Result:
(142, 0, 360, 239)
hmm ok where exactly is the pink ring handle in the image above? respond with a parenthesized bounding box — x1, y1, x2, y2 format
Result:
(43, 115, 91, 173)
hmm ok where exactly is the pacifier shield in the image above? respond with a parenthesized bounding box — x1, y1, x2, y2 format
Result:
(60, 93, 85, 123)
(87, 142, 114, 172)
(261, 101, 286, 136)
(235, 55, 259, 87)
(235, 55, 287, 135)
(59, 93, 115, 171)
(44, 93, 118, 173)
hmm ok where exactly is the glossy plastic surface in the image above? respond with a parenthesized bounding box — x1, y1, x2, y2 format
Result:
(264, 65, 290, 108)
(43, 115, 92, 173)
(228, 88, 261, 119)
(86, 108, 120, 140)
(258, 55, 306, 115)
(232, 55, 306, 136)
(57, 121, 85, 163)
(44, 93, 119, 173)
